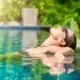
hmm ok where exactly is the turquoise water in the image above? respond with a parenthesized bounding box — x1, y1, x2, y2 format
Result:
(0, 30, 29, 80)
(0, 26, 50, 80)
(0, 63, 32, 80)
(0, 31, 22, 53)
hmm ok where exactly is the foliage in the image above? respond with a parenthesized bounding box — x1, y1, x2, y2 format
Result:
(6, 53, 22, 64)
(0, 53, 22, 64)
(31, 0, 80, 37)
(0, 0, 27, 22)
(28, 0, 80, 26)
(75, 47, 80, 70)
(0, 0, 80, 37)
(0, 55, 6, 62)
(0, 0, 80, 25)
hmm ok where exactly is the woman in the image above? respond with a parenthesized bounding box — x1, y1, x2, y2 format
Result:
(25, 46, 80, 80)
(41, 27, 76, 50)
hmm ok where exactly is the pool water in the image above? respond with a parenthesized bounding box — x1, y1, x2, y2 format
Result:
(0, 30, 31, 80)
(0, 26, 49, 80)
(0, 63, 32, 80)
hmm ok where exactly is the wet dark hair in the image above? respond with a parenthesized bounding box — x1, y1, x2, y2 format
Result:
(62, 28, 76, 50)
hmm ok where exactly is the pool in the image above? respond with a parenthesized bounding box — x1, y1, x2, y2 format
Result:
(0, 26, 49, 80)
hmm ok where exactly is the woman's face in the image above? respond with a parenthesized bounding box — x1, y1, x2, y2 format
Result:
(50, 27, 66, 46)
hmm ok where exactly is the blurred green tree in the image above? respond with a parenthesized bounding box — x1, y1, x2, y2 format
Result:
(0, 0, 80, 36)
(0, 0, 80, 25)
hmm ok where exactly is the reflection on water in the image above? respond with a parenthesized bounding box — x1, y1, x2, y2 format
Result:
(0, 28, 80, 80)
(0, 30, 29, 80)
(0, 28, 48, 80)
(0, 62, 32, 80)
(0, 30, 22, 53)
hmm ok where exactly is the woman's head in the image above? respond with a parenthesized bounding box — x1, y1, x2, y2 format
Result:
(50, 27, 76, 50)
